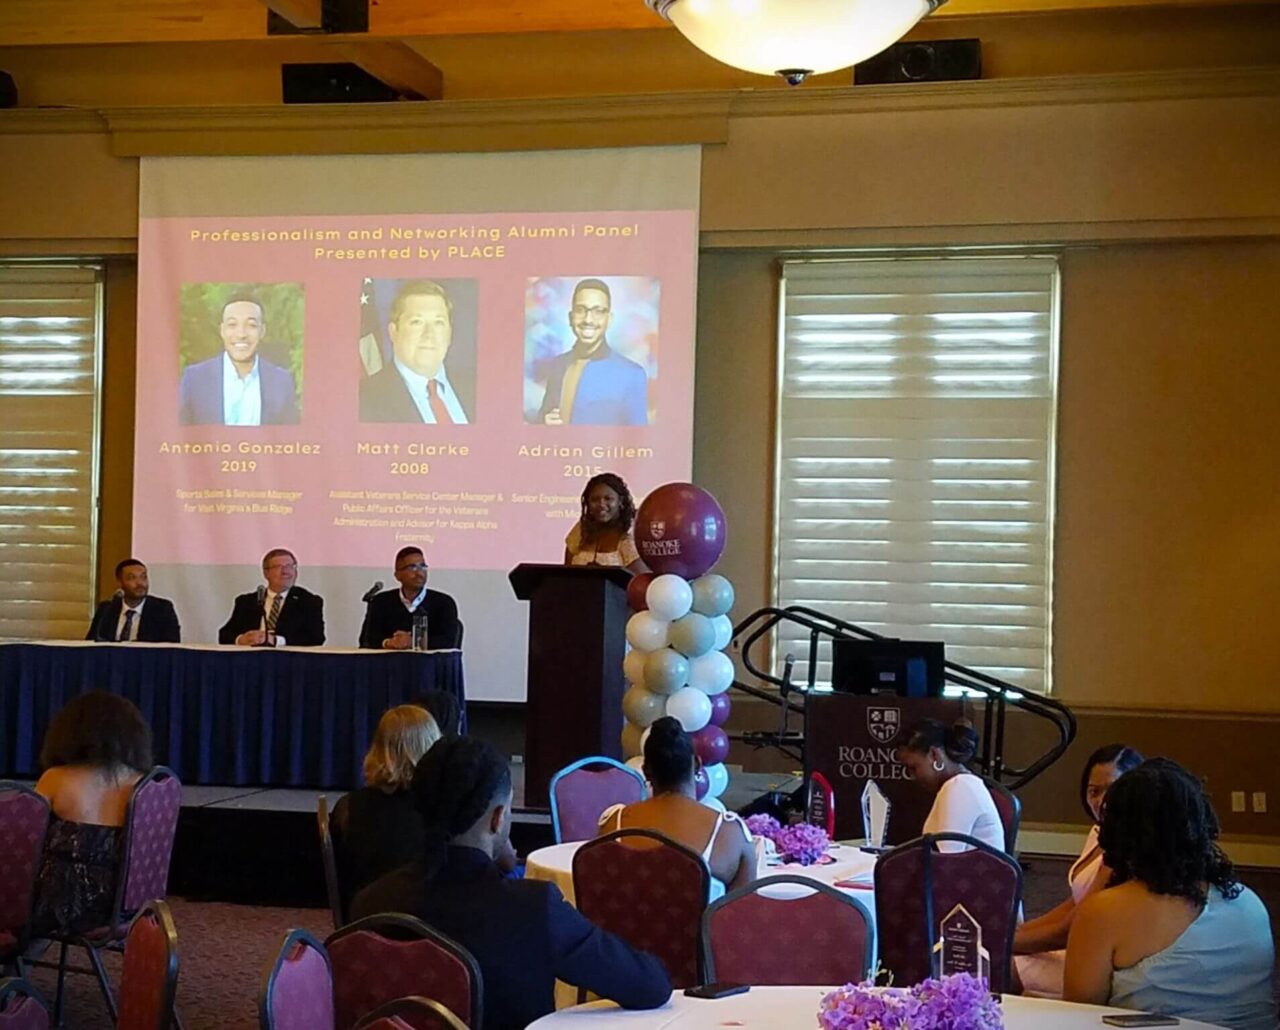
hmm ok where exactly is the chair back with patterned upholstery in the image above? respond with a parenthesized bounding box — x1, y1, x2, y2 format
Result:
(702, 875, 871, 986)
(0, 977, 49, 1030)
(117, 768, 182, 929)
(116, 900, 179, 1030)
(549, 757, 647, 843)
(259, 928, 334, 1030)
(317, 797, 346, 929)
(325, 914, 482, 1030)
(874, 832, 1022, 992)
(572, 829, 710, 989)
(981, 777, 1021, 855)
(352, 995, 468, 1030)
(0, 783, 51, 957)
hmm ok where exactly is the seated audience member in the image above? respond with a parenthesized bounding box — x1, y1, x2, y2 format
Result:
(563, 472, 646, 573)
(86, 558, 181, 643)
(898, 718, 1004, 853)
(358, 547, 461, 650)
(413, 688, 462, 737)
(218, 547, 325, 647)
(1065, 758, 1278, 1030)
(597, 716, 755, 899)
(1015, 744, 1144, 997)
(31, 692, 153, 936)
(331, 706, 442, 908)
(351, 737, 671, 1030)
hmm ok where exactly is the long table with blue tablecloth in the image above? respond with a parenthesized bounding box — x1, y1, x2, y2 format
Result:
(0, 641, 465, 789)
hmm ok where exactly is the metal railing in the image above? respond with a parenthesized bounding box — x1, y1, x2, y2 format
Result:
(729, 605, 1076, 789)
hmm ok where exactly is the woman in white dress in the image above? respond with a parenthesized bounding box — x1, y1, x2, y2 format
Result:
(563, 472, 647, 573)
(1013, 744, 1144, 998)
(898, 718, 1004, 854)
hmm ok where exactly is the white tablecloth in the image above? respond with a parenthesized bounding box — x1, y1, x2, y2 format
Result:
(528, 985, 1226, 1029)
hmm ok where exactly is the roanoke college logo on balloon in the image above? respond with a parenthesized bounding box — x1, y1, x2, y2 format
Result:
(650, 520, 666, 540)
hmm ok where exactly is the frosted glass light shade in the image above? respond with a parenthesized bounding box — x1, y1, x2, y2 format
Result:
(649, 0, 940, 82)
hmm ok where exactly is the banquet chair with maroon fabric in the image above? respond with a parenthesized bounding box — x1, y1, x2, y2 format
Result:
(45, 766, 182, 1025)
(548, 757, 647, 844)
(353, 996, 468, 1030)
(0, 977, 49, 1030)
(981, 777, 1022, 856)
(325, 914, 482, 1030)
(259, 928, 335, 1030)
(116, 900, 180, 1030)
(701, 875, 871, 986)
(874, 832, 1022, 992)
(572, 829, 710, 990)
(0, 783, 51, 978)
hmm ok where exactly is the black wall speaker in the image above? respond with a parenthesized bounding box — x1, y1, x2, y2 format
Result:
(282, 63, 400, 104)
(855, 39, 981, 85)
(0, 71, 17, 109)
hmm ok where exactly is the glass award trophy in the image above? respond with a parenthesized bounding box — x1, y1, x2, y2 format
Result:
(861, 779, 891, 848)
(933, 903, 991, 980)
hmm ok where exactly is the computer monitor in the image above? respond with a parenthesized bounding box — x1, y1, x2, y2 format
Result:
(830, 638, 946, 697)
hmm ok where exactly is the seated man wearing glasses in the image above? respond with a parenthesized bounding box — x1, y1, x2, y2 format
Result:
(359, 546, 461, 650)
(218, 547, 326, 647)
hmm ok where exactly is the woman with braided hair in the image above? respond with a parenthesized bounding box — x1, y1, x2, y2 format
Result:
(563, 472, 647, 572)
(351, 735, 671, 1030)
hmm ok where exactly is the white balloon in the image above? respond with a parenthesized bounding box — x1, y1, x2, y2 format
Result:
(625, 755, 647, 776)
(688, 650, 735, 695)
(626, 611, 670, 653)
(710, 614, 734, 652)
(665, 686, 712, 734)
(704, 761, 730, 799)
(623, 648, 648, 685)
(700, 795, 727, 814)
(646, 574, 694, 622)
(691, 574, 735, 618)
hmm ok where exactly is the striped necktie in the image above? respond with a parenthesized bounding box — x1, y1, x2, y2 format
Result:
(266, 593, 283, 632)
(119, 608, 136, 642)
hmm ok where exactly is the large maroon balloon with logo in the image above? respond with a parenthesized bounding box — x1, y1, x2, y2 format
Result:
(634, 482, 728, 579)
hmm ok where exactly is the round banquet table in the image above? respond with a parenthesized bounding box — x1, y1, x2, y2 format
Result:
(527, 985, 1227, 1030)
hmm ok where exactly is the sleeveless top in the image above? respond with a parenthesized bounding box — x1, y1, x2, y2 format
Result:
(31, 815, 123, 937)
(1110, 885, 1278, 1030)
(565, 524, 640, 568)
(600, 804, 749, 902)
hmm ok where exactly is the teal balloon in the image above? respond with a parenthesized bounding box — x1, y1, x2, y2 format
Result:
(644, 647, 691, 695)
(623, 685, 668, 729)
(668, 612, 716, 658)
(691, 574, 735, 618)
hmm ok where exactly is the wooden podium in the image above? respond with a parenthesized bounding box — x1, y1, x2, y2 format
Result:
(510, 564, 632, 808)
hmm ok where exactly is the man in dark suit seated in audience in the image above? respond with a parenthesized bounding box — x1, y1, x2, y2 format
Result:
(217, 547, 325, 646)
(358, 546, 460, 650)
(86, 558, 181, 643)
(351, 736, 671, 1030)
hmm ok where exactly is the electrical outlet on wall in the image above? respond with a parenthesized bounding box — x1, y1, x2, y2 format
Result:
(1253, 792, 1267, 814)
(1231, 791, 1247, 812)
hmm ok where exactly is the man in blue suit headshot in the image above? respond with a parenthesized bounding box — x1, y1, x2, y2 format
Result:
(535, 278, 649, 426)
(178, 294, 300, 426)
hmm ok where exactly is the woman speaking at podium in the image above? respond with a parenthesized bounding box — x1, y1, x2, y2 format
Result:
(563, 472, 647, 574)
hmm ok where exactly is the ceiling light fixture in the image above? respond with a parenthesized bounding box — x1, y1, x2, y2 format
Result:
(646, 0, 949, 86)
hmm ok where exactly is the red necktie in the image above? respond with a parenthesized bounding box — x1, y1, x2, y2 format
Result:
(427, 380, 453, 424)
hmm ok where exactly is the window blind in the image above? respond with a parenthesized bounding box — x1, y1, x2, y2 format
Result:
(0, 265, 103, 640)
(776, 256, 1059, 693)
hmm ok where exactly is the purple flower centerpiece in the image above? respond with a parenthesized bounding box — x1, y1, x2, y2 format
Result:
(773, 821, 830, 866)
(745, 813, 782, 839)
(818, 974, 1004, 1030)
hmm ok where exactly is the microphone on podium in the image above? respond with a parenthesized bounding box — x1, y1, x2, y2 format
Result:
(361, 581, 384, 603)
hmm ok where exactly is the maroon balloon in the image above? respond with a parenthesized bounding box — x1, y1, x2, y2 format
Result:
(693, 765, 710, 800)
(634, 482, 728, 579)
(692, 725, 730, 767)
(626, 572, 656, 612)
(708, 690, 732, 728)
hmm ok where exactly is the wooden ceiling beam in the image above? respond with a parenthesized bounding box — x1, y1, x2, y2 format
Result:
(336, 40, 444, 100)
(260, 0, 323, 31)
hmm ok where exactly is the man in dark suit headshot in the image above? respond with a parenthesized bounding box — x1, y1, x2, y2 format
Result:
(359, 546, 461, 650)
(218, 547, 325, 647)
(179, 294, 301, 426)
(359, 280, 474, 424)
(535, 278, 648, 426)
(86, 558, 181, 643)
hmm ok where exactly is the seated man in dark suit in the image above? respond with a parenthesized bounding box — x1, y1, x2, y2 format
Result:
(351, 737, 671, 1030)
(86, 558, 181, 643)
(358, 546, 460, 649)
(217, 547, 325, 646)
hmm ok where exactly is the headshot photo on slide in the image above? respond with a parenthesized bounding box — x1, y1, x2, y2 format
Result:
(177, 282, 304, 426)
(358, 276, 478, 425)
(524, 275, 659, 426)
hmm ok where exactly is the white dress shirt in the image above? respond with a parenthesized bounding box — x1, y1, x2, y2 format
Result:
(223, 352, 263, 426)
(392, 358, 468, 424)
(399, 584, 428, 613)
(115, 598, 146, 642)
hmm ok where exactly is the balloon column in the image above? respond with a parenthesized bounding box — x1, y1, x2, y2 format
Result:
(622, 483, 735, 808)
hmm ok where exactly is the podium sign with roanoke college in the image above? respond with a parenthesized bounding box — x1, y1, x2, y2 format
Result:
(805, 693, 963, 843)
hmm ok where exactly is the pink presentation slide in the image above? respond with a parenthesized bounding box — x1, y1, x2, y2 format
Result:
(133, 210, 697, 570)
